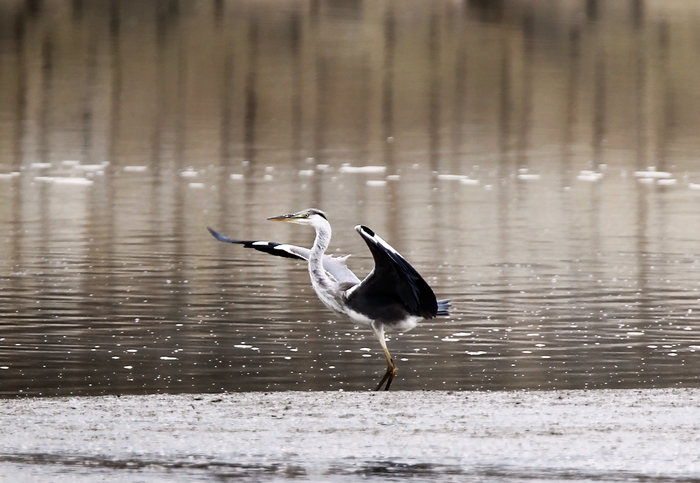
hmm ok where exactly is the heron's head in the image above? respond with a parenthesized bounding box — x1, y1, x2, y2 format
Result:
(267, 208, 328, 226)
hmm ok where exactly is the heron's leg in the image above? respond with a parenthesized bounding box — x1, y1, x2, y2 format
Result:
(371, 322, 397, 391)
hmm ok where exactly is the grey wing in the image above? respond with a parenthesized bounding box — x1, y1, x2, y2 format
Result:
(325, 256, 361, 285)
(208, 226, 361, 285)
(275, 245, 361, 286)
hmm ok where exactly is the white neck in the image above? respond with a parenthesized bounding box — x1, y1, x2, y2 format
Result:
(307, 217, 340, 301)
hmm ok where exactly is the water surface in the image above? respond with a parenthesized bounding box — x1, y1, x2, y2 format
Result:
(2, 0, 700, 396)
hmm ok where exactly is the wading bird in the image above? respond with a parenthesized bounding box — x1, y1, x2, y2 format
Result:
(208, 208, 450, 390)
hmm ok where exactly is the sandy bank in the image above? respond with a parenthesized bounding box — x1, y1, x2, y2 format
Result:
(1, 389, 699, 482)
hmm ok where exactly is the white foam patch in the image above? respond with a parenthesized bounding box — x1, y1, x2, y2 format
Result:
(634, 168, 672, 179)
(230, 174, 244, 180)
(54, 177, 93, 185)
(577, 171, 604, 182)
(437, 174, 468, 181)
(124, 166, 148, 172)
(437, 174, 480, 185)
(517, 173, 541, 181)
(36, 176, 93, 185)
(74, 164, 107, 172)
(366, 180, 386, 187)
(339, 165, 386, 174)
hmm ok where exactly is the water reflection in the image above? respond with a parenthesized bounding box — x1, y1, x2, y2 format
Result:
(2, 0, 700, 396)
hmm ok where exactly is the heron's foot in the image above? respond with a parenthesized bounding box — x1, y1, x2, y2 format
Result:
(375, 364, 398, 391)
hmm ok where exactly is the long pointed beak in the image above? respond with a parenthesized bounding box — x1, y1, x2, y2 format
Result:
(267, 213, 297, 222)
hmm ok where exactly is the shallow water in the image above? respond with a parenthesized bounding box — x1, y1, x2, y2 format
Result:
(2, 0, 700, 396)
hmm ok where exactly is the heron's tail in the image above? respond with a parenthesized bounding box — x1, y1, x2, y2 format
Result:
(437, 299, 451, 317)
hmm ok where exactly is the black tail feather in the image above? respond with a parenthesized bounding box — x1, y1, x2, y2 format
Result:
(437, 299, 451, 317)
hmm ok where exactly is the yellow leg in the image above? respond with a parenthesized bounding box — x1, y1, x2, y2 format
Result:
(372, 322, 398, 391)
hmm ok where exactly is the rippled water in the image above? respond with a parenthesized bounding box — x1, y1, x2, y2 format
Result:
(2, 0, 700, 396)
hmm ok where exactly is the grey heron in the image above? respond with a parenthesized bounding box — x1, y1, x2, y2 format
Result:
(208, 208, 450, 390)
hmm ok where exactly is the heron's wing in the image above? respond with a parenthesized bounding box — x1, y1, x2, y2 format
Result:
(347, 225, 439, 320)
(207, 227, 361, 285)
(208, 226, 305, 260)
(319, 255, 362, 285)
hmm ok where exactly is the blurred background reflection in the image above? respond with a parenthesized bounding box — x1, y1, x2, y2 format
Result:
(2, 0, 700, 396)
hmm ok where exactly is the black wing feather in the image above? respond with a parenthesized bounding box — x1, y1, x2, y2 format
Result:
(207, 226, 305, 261)
(351, 225, 438, 320)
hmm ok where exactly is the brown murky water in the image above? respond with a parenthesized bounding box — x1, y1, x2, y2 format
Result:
(2, 0, 700, 397)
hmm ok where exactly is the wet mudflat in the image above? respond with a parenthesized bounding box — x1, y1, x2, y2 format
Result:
(1, 388, 699, 482)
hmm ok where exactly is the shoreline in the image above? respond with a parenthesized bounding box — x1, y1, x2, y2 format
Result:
(2, 388, 699, 481)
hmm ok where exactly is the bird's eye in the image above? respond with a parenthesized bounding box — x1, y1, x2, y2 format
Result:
(301, 213, 309, 218)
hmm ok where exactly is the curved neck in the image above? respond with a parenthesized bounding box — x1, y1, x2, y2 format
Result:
(308, 219, 335, 291)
